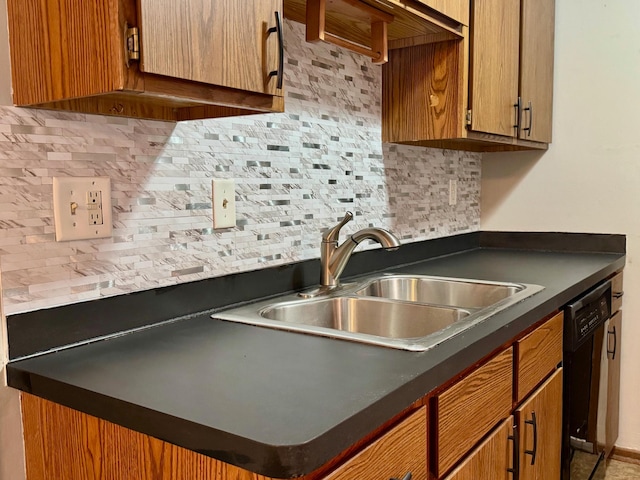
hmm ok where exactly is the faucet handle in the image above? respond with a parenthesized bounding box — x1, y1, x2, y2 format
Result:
(322, 211, 353, 243)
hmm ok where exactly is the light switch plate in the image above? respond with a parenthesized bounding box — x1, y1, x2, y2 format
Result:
(52, 177, 113, 241)
(212, 179, 236, 229)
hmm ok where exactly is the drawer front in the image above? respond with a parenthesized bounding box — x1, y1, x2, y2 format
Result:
(323, 406, 427, 480)
(611, 271, 623, 313)
(516, 312, 563, 404)
(435, 347, 513, 477)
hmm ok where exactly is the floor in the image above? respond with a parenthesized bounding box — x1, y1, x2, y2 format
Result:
(599, 459, 640, 480)
(572, 451, 640, 479)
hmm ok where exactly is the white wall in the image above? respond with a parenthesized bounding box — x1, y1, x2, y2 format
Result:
(482, 1, 640, 450)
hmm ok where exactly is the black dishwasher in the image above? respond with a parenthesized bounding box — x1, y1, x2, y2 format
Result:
(561, 280, 612, 480)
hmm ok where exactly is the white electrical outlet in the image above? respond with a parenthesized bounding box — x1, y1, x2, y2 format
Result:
(449, 179, 458, 206)
(212, 179, 236, 229)
(52, 177, 113, 241)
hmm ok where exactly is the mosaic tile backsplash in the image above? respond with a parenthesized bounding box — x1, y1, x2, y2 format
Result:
(0, 20, 480, 316)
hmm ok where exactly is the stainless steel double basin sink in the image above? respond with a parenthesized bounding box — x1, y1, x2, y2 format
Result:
(212, 274, 544, 351)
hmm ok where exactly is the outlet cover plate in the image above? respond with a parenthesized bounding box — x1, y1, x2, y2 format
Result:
(53, 177, 113, 241)
(212, 179, 236, 229)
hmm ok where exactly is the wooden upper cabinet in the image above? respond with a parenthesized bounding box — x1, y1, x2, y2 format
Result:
(468, 0, 520, 137)
(519, 0, 555, 143)
(6, 0, 284, 121)
(382, 0, 555, 152)
(139, 0, 281, 96)
(415, 0, 470, 25)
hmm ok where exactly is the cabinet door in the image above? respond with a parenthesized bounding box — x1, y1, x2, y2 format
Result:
(519, 0, 555, 142)
(605, 311, 621, 454)
(516, 368, 562, 480)
(444, 417, 515, 480)
(469, 0, 520, 137)
(138, 0, 283, 95)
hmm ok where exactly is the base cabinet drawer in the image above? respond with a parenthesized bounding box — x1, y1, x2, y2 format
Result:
(516, 312, 563, 403)
(434, 347, 513, 477)
(323, 406, 427, 480)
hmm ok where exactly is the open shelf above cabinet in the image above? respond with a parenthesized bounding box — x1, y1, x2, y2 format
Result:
(284, 0, 466, 59)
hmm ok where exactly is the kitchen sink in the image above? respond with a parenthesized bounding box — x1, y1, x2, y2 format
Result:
(261, 297, 470, 339)
(355, 275, 525, 308)
(212, 274, 544, 351)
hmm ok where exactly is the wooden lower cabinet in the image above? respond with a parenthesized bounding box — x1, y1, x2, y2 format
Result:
(603, 310, 622, 455)
(434, 347, 513, 476)
(19, 313, 566, 480)
(435, 314, 563, 479)
(516, 369, 563, 480)
(443, 417, 515, 480)
(21, 393, 427, 480)
(322, 406, 427, 480)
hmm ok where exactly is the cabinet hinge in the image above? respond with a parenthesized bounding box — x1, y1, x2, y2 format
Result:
(125, 23, 140, 66)
(466, 109, 472, 126)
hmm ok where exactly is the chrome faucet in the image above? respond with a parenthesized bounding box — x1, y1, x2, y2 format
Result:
(320, 211, 400, 289)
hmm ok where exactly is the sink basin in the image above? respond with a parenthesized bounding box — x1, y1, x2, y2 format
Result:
(261, 297, 469, 339)
(355, 275, 524, 308)
(212, 274, 544, 351)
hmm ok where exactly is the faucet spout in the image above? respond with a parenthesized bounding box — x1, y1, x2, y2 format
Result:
(319, 213, 401, 289)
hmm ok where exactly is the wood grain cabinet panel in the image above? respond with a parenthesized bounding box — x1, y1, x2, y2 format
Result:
(21, 393, 279, 480)
(434, 347, 513, 477)
(516, 369, 563, 480)
(6, 0, 284, 121)
(516, 312, 563, 403)
(415, 0, 469, 25)
(604, 311, 622, 455)
(443, 417, 514, 480)
(323, 406, 427, 480)
(518, 0, 555, 143)
(468, 0, 520, 137)
(139, 0, 281, 96)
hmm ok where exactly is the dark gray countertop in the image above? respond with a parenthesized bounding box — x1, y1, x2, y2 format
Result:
(7, 247, 625, 477)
